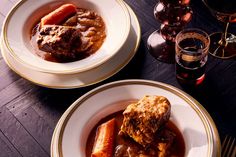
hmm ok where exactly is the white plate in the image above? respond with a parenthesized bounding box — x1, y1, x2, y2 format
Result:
(0, 4, 140, 89)
(51, 80, 221, 157)
(2, 0, 130, 74)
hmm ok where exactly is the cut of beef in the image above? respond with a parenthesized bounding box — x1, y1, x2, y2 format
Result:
(120, 95, 171, 147)
(37, 25, 92, 60)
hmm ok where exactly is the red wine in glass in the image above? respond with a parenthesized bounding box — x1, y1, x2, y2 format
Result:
(175, 29, 210, 86)
(147, 0, 192, 63)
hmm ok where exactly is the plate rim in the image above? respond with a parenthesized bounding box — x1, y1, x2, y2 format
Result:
(0, 3, 141, 89)
(51, 79, 221, 157)
(2, 0, 131, 74)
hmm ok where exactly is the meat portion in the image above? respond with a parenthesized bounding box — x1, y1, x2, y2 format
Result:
(114, 144, 147, 157)
(156, 129, 176, 157)
(114, 129, 176, 157)
(36, 25, 92, 60)
(30, 5, 106, 63)
(120, 95, 171, 147)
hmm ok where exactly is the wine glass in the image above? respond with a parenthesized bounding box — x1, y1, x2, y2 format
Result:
(202, 0, 236, 59)
(175, 28, 210, 86)
(147, 0, 192, 63)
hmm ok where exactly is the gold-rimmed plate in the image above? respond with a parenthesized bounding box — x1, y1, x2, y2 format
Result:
(51, 79, 220, 157)
(2, 0, 130, 74)
(1, 4, 140, 89)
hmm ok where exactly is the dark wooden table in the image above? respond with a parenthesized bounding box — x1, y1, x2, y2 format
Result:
(0, 0, 236, 156)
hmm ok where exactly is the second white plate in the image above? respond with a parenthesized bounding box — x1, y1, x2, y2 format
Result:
(50, 79, 221, 157)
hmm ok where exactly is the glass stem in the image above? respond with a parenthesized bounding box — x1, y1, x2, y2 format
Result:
(219, 21, 229, 47)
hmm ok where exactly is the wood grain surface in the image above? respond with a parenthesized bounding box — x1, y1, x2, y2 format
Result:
(0, 0, 236, 156)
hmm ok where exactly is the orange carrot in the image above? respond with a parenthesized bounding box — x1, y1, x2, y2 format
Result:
(230, 17, 236, 23)
(41, 4, 77, 26)
(91, 119, 116, 157)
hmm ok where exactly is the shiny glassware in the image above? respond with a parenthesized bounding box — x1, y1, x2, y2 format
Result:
(147, 0, 192, 63)
(203, 0, 236, 59)
(175, 28, 210, 86)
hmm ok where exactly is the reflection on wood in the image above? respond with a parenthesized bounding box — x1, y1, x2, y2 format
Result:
(0, 107, 49, 157)
(0, 130, 22, 157)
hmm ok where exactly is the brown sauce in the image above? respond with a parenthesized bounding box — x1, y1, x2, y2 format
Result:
(86, 100, 185, 157)
(30, 8, 106, 63)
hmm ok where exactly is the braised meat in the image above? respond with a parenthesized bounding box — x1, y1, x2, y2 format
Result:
(114, 144, 147, 157)
(155, 129, 176, 157)
(86, 100, 186, 157)
(30, 4, 106, 62)
(114, 129, 176, 157)
(120, 95, 171, 147)
(36, 25, 92, 60)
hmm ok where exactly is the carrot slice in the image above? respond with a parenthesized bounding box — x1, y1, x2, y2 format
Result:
(41, 4, 77, 26)
(230, 17, 236, 23)
(91, 118, 116, 157)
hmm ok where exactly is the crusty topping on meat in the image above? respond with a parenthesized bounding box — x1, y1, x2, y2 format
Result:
(120, 95, 171, 147)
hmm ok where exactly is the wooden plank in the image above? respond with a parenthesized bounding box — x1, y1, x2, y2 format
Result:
(0, 130, 22, 157)
(13, 107, 54, 154)
(5, 87, 59, 153)
(0, 60, 20, 91)
(5, 87, 86, 154)
(0, 12, 4, 38)
(6, 85, 82, 127)
(0, 41, 2, 59)
(6, 88, 39, 116)
(190, 0, 220, 33)
(0, 0, 14, 16)
(5, 87, 56, 153)
(31, 88, 81, 127)
(9, 0, 19, 5)
(31, 100, 62, 128)
(125, 0, 159, 34)
(0, 107, 49, 157)
(154, 62, 179, 86)
(0, 13, 4, 59)
(0, 12, 5, 26)
(0, 78, 35, 108)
